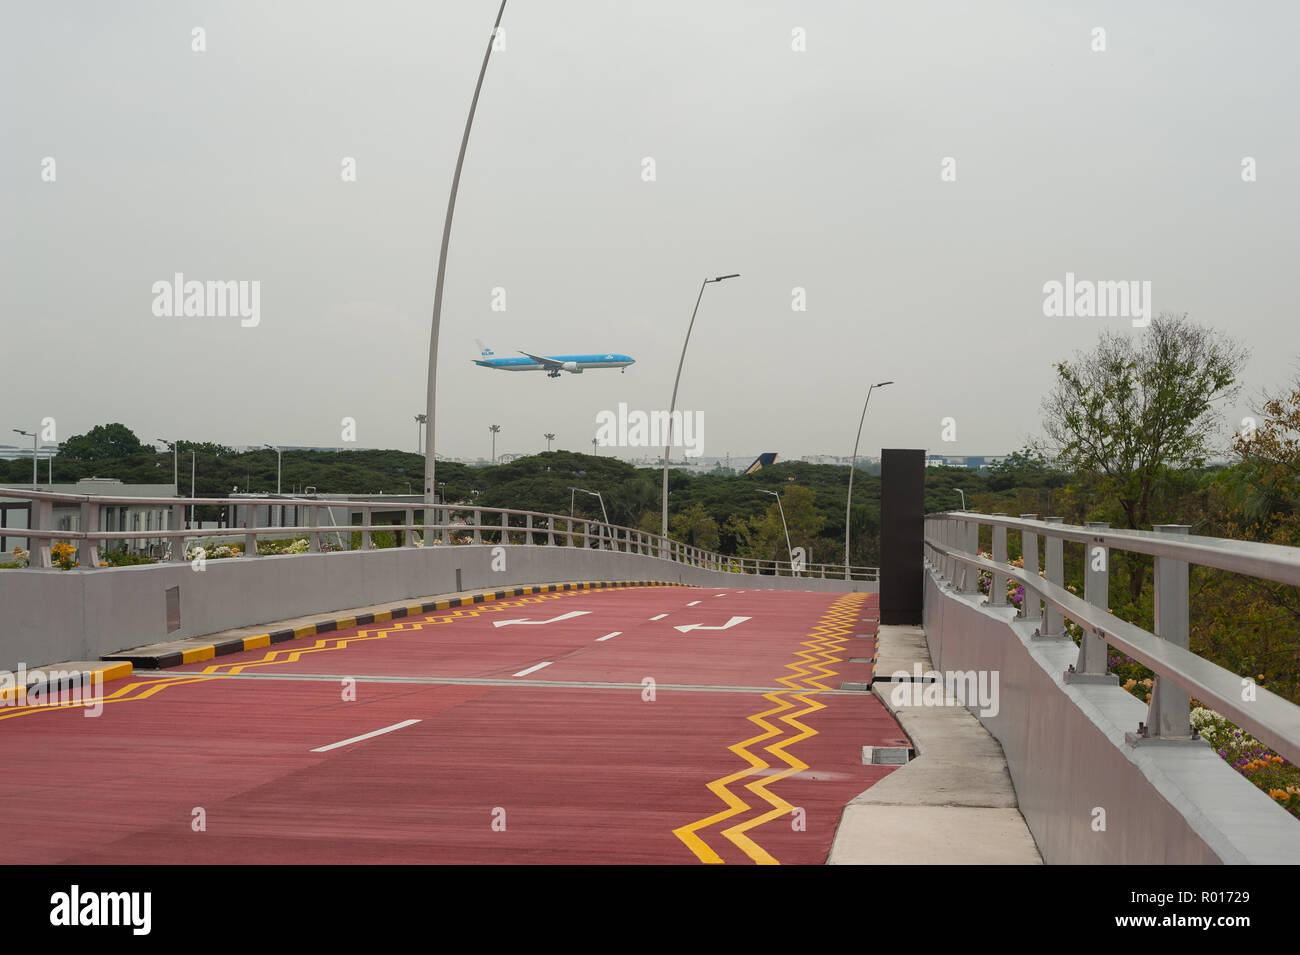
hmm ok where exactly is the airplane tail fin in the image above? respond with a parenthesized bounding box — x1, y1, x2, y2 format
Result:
(475, 338, 495, 358)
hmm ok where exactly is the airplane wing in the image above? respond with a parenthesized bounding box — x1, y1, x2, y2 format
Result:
(518, 351, 565, 370)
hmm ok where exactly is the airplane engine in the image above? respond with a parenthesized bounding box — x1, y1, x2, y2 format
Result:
(562, 362, 581, 373)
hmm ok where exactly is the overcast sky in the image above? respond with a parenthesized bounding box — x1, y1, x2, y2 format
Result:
(3, 1, 1297, 463)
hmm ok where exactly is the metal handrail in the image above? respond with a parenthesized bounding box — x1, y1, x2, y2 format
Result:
(0, 487, 879, 581)
(924, 509, 1300, 766)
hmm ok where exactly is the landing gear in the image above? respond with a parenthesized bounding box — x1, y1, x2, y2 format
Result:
(547, 370, 561, 378)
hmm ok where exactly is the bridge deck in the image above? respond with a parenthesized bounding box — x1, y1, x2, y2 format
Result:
(0, 585, 903, 864)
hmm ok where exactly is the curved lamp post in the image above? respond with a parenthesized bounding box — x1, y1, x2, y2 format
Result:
(844, 380, 893, 577)
(424, 0, 509, 505)
(661, 273, 739, 549)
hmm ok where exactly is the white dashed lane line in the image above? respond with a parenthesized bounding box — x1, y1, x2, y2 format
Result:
(595, 632, 621, 642)
(311, 719, 422, 753)
(513, 662, 553, 678)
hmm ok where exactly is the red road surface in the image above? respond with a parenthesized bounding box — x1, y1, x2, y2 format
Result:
(0, 586, 902, 864)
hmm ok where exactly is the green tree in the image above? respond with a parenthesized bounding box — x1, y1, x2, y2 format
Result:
(60, 423, 146, 463)
(670, 501, 720, 550)
(1042, 313, 1248, 598)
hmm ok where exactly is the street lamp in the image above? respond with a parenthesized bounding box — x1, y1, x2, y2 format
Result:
(591, 436, 598, 456)
(157, 438, 179, 495)
(845, 380, 893, 577)
(489, 424, 501, 464)
(570, 485, 609, 528)
(955, 488, 967, 510)
(662, 273, 739, 546)
(415, 414, 427, 455)
(544, 433, 555, 452)
(263, 445, 282, 494)
(758, 488, 794, 568)
(13, 429, 37, 488)
(424, 0, 510, 506)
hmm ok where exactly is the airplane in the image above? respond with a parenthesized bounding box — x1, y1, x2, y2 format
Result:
(472, 341, 636, 378)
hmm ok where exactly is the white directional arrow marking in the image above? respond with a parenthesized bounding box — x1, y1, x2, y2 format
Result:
(493, 611, 591, 628)
(673, 615, 752, 634)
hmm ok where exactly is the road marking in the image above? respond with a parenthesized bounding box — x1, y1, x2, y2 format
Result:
(687, 600, 701, 606)
(596, 631, 622, 642)
(674, 615, 752, 634)
(650, 613, 668, 621)
(493, 610, 591, 628)
(311, 719, 421, 753)
(715, 593, 726, 597)
(513, 661, 553, 677)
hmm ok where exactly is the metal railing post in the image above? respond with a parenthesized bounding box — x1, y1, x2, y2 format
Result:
(958, 516, 980, 593)
(547, 516, 555, 546)
(308, 505, 322, 553)
(990, 514, 1008, 605)
(169, 504, 186, 561)
(405, 507, 416, 546)
(502, 510, 510, 544)
(525, 512, 533, 545)
(1041, 517, 1065, 636)
(1146, 525, 1193, 740)
(473, 510, 482, 545)
(1068, 521, 1116, 683)
(361, 506, 373, 550)
(244, 504, 259, 557)
(1019, 514, 1040, 620)
(31, 497, 53, 568)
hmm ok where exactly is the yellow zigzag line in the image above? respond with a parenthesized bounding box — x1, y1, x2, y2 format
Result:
(671, 695, 793, 864)
(674, 592, 869, 864)
(0, 587, 636, 722)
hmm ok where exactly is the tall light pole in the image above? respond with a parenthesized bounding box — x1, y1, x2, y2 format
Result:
(263, 445, 282, 494)
(415, 414, 427, 454)
(845, 380, 893, 577)
(424, 0, 509, 506)
(544, 433, 554, 452)
(13, 429, 36, 487)
(157, 438, 179, 495)
(570, 486, 609, 525)
(955, 488, 966, 510)
(662, 273, 739, 545)
(758, 488, 794, 566)
(591, 436, 598, 456)
(489, 424, 501, 464)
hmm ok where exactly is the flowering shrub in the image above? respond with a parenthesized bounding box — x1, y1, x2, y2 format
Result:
(9, 547, 29, 568)
(1191, 706, 1300, 818)
(185, 542, 241, 561)
(51, 541, 78, 570)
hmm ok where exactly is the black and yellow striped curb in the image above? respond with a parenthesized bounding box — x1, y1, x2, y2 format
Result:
(101, 580, 688, 670)
(0, 660, 134, 704)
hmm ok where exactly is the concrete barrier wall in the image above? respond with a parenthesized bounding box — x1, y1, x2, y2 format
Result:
(0, 545, 874, 670)
(922, 570, 1300, 864)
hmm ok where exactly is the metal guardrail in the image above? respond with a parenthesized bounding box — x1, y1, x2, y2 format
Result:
(0, 488, 879, 582)
(924, 510, 1300, 767)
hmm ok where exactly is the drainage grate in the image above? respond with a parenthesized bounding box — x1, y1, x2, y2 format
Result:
(848, 657, 873, 664)
(840, 682, 871, 692)
(862, 745, 912, 766)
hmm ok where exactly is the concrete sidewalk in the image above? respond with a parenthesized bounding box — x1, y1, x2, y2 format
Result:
(829, 624, 1042, 865)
